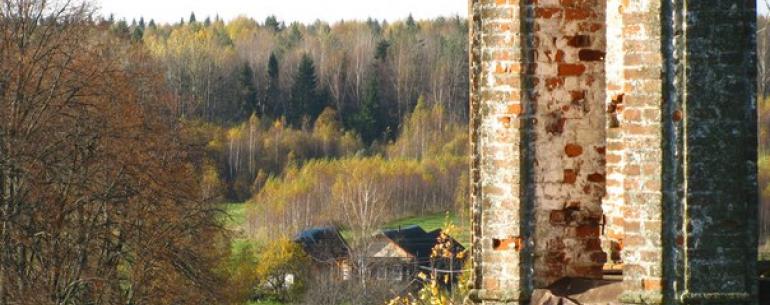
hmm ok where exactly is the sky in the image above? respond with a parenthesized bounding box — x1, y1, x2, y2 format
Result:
(96, 0, 469, 24)
(762, 0, 770, 15)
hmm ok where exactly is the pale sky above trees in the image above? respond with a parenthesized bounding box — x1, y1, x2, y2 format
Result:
(96, 0, 468, 24)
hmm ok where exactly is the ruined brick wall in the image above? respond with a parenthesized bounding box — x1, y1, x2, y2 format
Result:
(618, 1, 759, 303)
(470, 0, 758, 304)
(617, 0, 668, 300)
(674, 1, 758, 303)
(527, 0, 608, 286)
(469, 0, 531, 302)
(603, 0, 625, 265)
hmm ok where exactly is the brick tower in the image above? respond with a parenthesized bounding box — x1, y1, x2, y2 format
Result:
(468, 0, 758, 304)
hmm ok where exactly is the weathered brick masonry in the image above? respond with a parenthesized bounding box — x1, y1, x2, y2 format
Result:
(469, 0, 758, 304)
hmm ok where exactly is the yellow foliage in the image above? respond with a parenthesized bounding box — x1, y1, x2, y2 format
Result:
(388, 97, 467, 160)
(254, 238, 310, 301)
(225, 16, 258, 40)
(201, 161, 224, 200)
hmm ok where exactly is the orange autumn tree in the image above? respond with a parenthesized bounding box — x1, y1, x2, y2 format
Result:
(0, 1, 227, 304)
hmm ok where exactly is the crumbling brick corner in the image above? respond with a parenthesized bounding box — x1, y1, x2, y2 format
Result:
(468, 0, 758, 304)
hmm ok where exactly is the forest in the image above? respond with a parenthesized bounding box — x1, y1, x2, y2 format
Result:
(127, 9, 469, 202)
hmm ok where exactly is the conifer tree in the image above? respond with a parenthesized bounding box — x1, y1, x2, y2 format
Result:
(111, 20, 130, 38)
(265, 15, 282, 32)
(406, 13, 417, 30)
(265, 52, 281, 117)
(238, 63, 258, 117)
(288, 54, 324, 126)
(131, 26, 144, 42)
(353, 72, 384, 144)
(375, 40, 390, 60)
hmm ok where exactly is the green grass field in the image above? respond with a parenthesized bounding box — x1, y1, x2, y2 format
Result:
(222, 202, 261, 253)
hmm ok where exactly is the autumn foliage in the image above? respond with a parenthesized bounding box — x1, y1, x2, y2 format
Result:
(245, 100, 468, 242)
(0, 1, 227, 304)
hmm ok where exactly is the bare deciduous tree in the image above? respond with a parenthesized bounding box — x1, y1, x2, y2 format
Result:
(0, 1, 227, 304)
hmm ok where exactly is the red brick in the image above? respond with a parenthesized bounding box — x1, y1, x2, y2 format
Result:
(576, 225, 600, 238)
(584, 238, 602, 251)
(550, 210, 568, 225)
(623, 235, 645, 247)
(579, 22, 603, 32)
(624, 24, 642, 36)
(624, 109, 641, 121)
(607, 142, 624, 150)
(627, 125, 658, 136)
(578, 49, 605, 61)
(559, 0, 598, 7)
(564, 8, 592, 20)
(587, 173, 605, 183)
(498, 116, 512, 128)
(546, 77, 564, 90)
(624, 165, 641, 176)
(567, 35, 591, 47)
(607, 155, 623, 165)
(564, 169, 578, 184)
(555, 49, 566, 62)
(565, 144, 584, 157)
(570, 90, 586, 102)
(642, 279, 663, 291)
(493, 237, 522, 251)
(508, 103, 522, 115)
(536, 7, 561, 18)
(558, 64, 586, 76)
(595, 146, 606, 154)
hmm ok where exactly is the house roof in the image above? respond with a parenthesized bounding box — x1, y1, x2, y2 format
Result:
(380, 225, 447, 260)
(294, 227, 349, 263)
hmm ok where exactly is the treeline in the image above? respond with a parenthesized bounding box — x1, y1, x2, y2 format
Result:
(113, 12, 468, 142)
(245, 99, 469, 240)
